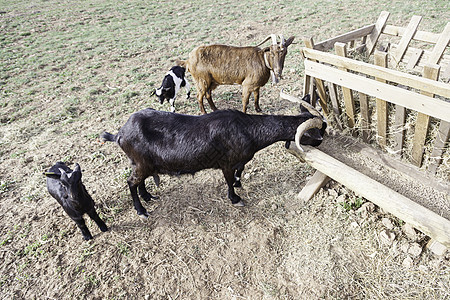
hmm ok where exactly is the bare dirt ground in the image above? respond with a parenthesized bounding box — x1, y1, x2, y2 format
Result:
(1, 1, 449, 299)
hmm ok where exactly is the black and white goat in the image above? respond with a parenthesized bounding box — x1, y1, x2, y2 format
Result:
(45, 162, 108, 240)
(100, 95, 325, 217)
(151, 66, 191, 112)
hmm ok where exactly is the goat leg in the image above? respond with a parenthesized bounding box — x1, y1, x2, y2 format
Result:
(253, 88, 262, 112)
(242, 86, 252, 113)
(127, 176, 149, 217)
(73, 217, 93, 240)
(138, 181, 159, 202)
(205, 90, 218, 111)
(185, 81, 191, 99)
(87, 208, 108, 232)
(233, 164, 245, 188)
(197, 89, 208, 114)
(222, 169, 245, 206)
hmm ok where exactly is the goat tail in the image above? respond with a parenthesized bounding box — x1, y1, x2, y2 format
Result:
(100, 131, 117, 143)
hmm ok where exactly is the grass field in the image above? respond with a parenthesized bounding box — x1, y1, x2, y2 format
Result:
(1, 0, 449, 299)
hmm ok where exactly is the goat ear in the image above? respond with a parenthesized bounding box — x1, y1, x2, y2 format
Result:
(284, 36, 295, 47)
(71, 164, 82, 183)
(59, 168, 71, 185)
(73, 163, 81, 173)
(301, 94, 311, 104)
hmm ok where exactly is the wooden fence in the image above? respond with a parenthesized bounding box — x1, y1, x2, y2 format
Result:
(286, 12, 450, 248)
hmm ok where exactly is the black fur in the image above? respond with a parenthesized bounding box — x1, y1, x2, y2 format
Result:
(45, 162, 108, 240)
(101, 101, 326, 217)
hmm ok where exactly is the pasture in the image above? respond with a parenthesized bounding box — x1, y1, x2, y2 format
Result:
(0, 0, 449, 299)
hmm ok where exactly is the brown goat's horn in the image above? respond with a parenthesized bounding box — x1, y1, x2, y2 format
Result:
(270, 34, 277, 45)
(294, 118, 323, 152)
(279, 90, 322, 118)
(279, 34, 285, 45)
(255, 34, 280, 47)
(255, 35, 273, 47)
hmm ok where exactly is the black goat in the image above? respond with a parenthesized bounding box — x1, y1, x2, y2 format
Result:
(45, 162, 108, 240)
(101, 96, 325, 217)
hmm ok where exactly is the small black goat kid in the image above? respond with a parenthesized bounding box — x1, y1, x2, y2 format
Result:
(45, 162, 108, 240)
(101, 95, 325, 217)
(151, 66, 191, 112)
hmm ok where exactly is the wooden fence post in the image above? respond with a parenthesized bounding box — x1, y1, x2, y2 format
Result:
(303, 37, 329, 117)
(411, 64, 440, 167)
(374, 51, 388, 148)
(335, 42, 356, 129)
(366, 11, 390, 55)
(392, 15, 422, 67)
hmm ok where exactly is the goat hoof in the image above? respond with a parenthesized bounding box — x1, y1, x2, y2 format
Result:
(138, 210, 149, 218)
(100, 225, 108, 232)
(232, 200, 245, 207)
(233, 181, 242, 188)
(141, 194, 158, 202)
(83, 234, 93, 241)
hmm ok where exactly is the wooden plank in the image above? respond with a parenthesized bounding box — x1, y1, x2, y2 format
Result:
(303, 60, 450, 122)
(287, 144, 450, 248)
(390, 45, 450, 70)
(302, 47, 450, 99)
(325, 81, 343, 130)
(411, 113, 430, 167)
(366, 11, 390, 55)
(310, 77, 317, 106)
(374, 51, 388, 148)
(303, 37, 329, 117)
(406, 48, 424, 70)
(411, 64, 440, 167)
(428, 121, 450, 174)
(359, 92, 371, 142)
(383, 24, 442, 44)
(335, 43, 356, 128)
(328, 133, 449, 194)
(392, 15, 422, 67)
(393, 105, 406, 157)
(428, 23, 450, 65)
(303, 74, 311, 96)
(314, 24, 375, 51)
(297, 170, 330, 202)
(443, 63, 450, 80)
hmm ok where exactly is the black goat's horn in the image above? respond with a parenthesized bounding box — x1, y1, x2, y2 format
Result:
(279, 90, 322, 118)
(294, 118, 323, 152)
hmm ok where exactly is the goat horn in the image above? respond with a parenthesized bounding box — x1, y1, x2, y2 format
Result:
(300, 100, 322, 119)
(255, 34, 280, 47)
(279, 90, 322, 118)
(294, 118, 323, 152)
(270, 34, 277, 45)
(279, 34, 285, 45)
(280, 89, 301, 103)
(255, 35, 273, 47)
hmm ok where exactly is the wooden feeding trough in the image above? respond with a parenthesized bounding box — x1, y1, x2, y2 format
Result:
(285, 12, 450, 248)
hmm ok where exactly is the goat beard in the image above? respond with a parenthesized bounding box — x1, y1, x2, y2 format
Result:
(270, 71, 278, 84)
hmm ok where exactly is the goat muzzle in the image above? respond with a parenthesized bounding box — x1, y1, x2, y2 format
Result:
(294, 118, 323, 152)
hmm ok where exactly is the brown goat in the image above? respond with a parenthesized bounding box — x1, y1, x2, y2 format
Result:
(180, 35, 294, 114)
